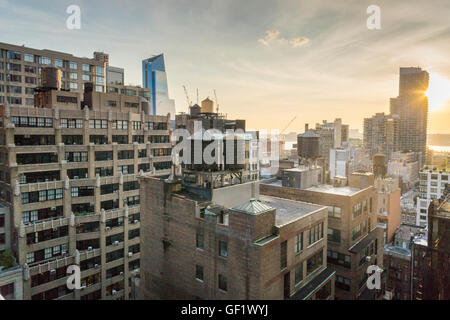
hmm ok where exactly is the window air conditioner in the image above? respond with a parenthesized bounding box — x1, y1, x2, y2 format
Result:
(87, 246, 93, 251)
(113, 241, 119, 246)
(128, 252, 133, 257)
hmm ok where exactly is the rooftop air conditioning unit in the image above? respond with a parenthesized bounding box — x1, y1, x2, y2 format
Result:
(113, 241, 119, 246)
(128, 252, 133, 257)
(87, 246, 93, 251)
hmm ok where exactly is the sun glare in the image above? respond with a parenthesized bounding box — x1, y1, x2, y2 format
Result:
(427, 73, 450, 111)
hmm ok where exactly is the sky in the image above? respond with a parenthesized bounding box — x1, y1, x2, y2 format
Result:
(1, 0, 449, 134)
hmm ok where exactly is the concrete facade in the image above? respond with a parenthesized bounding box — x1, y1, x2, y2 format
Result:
(0, 77, 172, 299)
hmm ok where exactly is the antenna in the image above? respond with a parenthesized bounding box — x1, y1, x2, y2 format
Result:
(197, 88, 199, 105)
(214, 90, 220, 114)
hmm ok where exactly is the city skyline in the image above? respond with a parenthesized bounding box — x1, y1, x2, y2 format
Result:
(1, 0, 449, 133)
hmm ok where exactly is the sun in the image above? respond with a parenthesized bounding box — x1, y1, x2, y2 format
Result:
(427, 73, 450, 111)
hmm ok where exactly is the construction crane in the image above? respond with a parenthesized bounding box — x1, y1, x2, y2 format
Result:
(183, 85, 192, 107)
(281, 116, 297, 134)
(214, 89, 220, 114)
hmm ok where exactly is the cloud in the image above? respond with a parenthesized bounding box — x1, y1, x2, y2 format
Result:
(258, 29, 309, 48)
(289, 37, 310, 47)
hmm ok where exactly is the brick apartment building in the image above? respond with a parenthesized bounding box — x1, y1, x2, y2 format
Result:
(139, 103, 334, 300)
(261, 172, 384, 300)
(139, 177, 335, 300)
(0, 66, 172, 300)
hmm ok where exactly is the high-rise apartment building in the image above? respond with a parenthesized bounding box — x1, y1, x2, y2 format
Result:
(363, 113, 400, 160)
(390, 67, 429, 166)
(387, 151, 420, 193)
(261, 172, 384, 300)
(142, 55, 176, 119)
(312, 119, 349, 167)
(0, 66, 172, 300)
(0, 42, 109, 108)
(416, 166, 449, 226)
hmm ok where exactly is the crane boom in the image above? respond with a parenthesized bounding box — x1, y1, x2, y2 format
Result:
(281, 116, 297, 134)
(183, 85, 192, 107)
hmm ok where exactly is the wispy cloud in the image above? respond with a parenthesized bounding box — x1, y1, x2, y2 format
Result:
(258, 29, 309, 48)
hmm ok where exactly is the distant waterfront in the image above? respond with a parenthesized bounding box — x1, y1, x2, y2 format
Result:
(428, 145, 450, 152)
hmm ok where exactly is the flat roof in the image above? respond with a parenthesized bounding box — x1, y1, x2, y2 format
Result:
(305, 184, 364, 196)
(283, 166, 321, 173)
(259, 195, 325, 227)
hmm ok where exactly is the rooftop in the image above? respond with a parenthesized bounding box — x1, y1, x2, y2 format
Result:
(232, 199, 273, 215)
(384, 244, 411, 258)
(258, 195, 325, 227)
(305, 184, 364, 196)
(283, 166, 321, 173)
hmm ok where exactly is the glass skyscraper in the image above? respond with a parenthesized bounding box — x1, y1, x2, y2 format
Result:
(142, 54, 176, 119)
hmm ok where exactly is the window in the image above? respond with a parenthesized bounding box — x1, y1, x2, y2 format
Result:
(27, 252, 35, 264)
(352, 224, 362, 241)
(69, 72, 78, 80)
(352, 202, 362, 219)
(327, 228, 341, 243)
(54, 59, 63, 68)
(219, 241, 228, 258)
(218, 274, 227, 292)
(308, 222, 324, 245)
(95, 76, 104, 85)
(82, 64, 90, 72)
(89, 119, 108, 129)
(44, 247, 52, 259)
(95, 66, 104, 76)
(69, 62, 78, 70)
(82, 74, 91, 81)
(327, 206, 342, 218)
(113, 120, 128, 130)
(69, 82, 78, 90)
(61, 118, 83, 128)
(196, 233, 204, 250)
(295, 232, 303, 253)
(39, 56, 51, 65)
(307, 250, 323, 275)
(195, 265, 204, 281)
(280, 241, 287, 270)
(132, 121, 142, 130)
(295, 264, 303, 285)
(328, 250, 351, 268)
(24, 53, 34, 62)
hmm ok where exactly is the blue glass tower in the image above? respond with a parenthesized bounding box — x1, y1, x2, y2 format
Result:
(142, 54, 175, 118)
